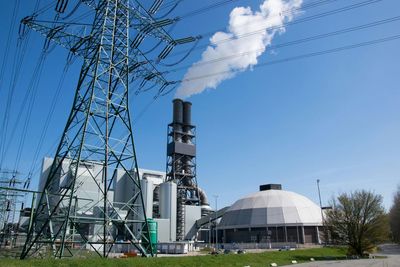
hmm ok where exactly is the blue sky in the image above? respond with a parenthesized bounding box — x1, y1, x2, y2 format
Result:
(0, 0, 399, 210)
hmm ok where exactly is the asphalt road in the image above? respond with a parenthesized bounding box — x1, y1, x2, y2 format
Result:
(295, 244, 400, 267)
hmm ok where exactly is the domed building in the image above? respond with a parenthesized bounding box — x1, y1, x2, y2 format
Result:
(219, 184, 323, 245)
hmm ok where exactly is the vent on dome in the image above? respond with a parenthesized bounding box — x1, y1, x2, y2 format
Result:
(259, 184, 282, 191)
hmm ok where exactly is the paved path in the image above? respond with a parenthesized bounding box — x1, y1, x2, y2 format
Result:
(295, 244, 400, 267)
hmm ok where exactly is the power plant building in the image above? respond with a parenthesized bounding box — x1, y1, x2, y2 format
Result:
(29, 100, 324, 254)
(34, 99, 211, 253)
(219, 184, 323, 245)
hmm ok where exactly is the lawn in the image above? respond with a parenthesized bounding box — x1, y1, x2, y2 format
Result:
(0, 247, 347, 267)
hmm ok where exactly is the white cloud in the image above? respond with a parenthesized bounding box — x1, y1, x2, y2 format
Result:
(175, 0, 303, 99)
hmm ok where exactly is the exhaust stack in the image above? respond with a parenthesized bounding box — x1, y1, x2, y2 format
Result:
(166, 99, 209, 240)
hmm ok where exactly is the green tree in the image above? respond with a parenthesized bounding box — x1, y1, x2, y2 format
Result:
(325, 190, 389, 256)
(389, 185, 400, 242)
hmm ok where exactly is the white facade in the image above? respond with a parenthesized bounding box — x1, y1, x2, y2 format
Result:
(159, 182, 177, 242)
(39, 157, 115, 213)
(38, 157, 205, 246)
(38, 158, 167, 220)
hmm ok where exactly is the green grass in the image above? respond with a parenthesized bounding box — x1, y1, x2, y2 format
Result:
(0, 247, 347, 267)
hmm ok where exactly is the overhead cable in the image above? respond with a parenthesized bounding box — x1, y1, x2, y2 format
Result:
(163, 15, 400, 74)
(168, 0, 383, 59)
(179, 33, 400, 83)
(0, 0, 20, 93)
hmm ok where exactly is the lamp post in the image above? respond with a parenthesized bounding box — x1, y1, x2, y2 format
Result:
(209, 217, 211, 248)
(213, 195, 218, 250)
(316, 179, 325, 245)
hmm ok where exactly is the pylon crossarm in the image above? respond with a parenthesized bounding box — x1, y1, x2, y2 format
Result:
(20, 17, 90, 57)
(121, 1, 175, 44)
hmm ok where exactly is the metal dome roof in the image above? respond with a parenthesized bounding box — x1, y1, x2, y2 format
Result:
(219, 189, 323, 229)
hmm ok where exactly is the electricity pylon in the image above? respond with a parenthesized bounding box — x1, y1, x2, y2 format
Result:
(19, 0, 195, 259)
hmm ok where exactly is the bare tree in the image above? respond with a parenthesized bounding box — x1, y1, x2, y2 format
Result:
(325, 190, 389, 256)
(389, 185, 400, 243)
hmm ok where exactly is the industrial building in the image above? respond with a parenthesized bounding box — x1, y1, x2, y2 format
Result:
(16, 100, 324, 255)
(219, 184, 323, 247)
(27, 99, 213, 254)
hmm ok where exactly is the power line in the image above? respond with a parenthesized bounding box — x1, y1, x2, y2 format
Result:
(0, 0, 20, 93)
(131, 0, 384, 100)
(155, 0, 183, 19)
(28, 64, 70, 175)
(127, 33, 397, 123)
(179, 33, 400, 83)
(126, 33, 400, 135)
(155, 1, 339, 66)
(0, 34, 31, 170)
(155, 0, 340, 63)
(179, 0, 246, 19)
(163, 0, 333, 20)
(106, 1, 394, 139)
(163, 15, 400, 74)
(1, 1, 72, 174)
(0, 0, 43, 169)
(3, 50, 52, 158)
(166, 0, 382, 60)
(20, 0, 343, 66)
(118, 0, 381, 97)
(13, 51, 48, 173)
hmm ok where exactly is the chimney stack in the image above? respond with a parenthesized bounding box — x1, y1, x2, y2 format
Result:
(172, 99, 183, 124)
(182, 101, 192, 126)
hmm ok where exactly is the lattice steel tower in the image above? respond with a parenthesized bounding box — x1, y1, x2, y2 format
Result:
(19, 0, 196, 259)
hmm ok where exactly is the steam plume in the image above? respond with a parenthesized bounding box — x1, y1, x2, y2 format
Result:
(175, 0, 303, 99)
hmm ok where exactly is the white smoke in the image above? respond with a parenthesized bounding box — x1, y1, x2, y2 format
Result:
(175, 0, 303, 99)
